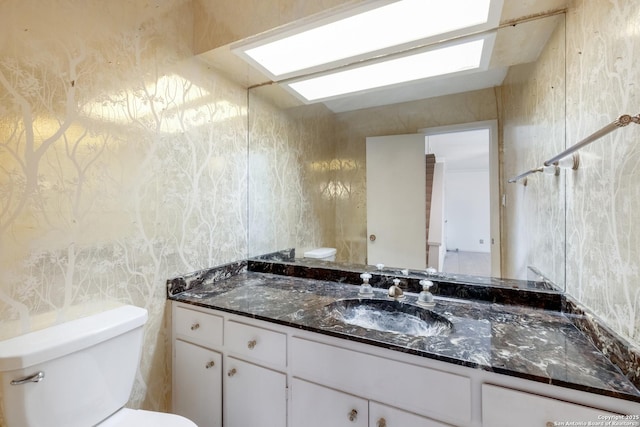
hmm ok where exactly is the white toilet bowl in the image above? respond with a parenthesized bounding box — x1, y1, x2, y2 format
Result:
(98, 408, 196, 427)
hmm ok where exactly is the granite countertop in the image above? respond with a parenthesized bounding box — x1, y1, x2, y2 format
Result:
(169, 271, 640, 403)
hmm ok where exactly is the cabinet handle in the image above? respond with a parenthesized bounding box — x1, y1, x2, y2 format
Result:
(190, 323, 200, 331)
(247, 339, 257, 349)
(227, 368, 237, 377)
(348, 409, 358, 422)
(377, 418, 386, 427)
(205, 360, 215, 369)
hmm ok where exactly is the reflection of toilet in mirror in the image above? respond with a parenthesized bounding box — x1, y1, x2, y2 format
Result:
(0, 305, 196, 427)
(303, 247, 337, 262)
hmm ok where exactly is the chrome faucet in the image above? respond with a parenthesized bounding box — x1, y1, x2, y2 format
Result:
(387, 278, 405, 300)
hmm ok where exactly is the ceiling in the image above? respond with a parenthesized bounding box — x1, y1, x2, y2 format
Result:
(199, 0, 567, 113)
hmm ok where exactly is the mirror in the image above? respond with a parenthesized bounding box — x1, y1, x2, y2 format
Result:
(245, 10, 566, 289)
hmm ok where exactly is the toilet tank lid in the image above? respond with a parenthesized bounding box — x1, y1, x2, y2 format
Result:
(303, 247, 337, 258)
(0, 305, 148, 372)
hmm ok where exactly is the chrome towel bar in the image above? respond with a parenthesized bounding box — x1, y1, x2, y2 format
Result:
(508, 113, 640, 184)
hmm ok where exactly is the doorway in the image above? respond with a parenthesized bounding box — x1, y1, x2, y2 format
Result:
(419, 121, 500, 277)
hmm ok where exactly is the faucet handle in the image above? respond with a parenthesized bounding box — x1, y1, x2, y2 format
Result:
(376, 263, 385, 271)
(418, 280, 435, 307)
(358, 273, 374, 297)
(425, 267, 437, 276)
(419, 280, 434, 290)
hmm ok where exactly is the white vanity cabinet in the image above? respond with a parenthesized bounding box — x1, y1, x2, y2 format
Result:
(172, 303, 288, 427)
(172, 305, 224, 427)
(171, 301, 640, 427)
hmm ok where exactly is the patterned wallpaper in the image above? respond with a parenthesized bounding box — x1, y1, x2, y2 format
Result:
(248, 91, 337, 257)
(0, 0, 248, 417)
(504, 0, 640, 347)
(500, 16, 566, 286)
(564, 0, 640, 345)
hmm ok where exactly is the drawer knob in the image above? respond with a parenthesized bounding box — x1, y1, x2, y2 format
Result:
(377, 418, 386, 427)
(205, 360, 215, 369)
(546, 423, 553, 427)
(247, 339, 257, 349)
(348, 409, 358, 422)
(227, 368, 237, 377)
(190, 323, 200, 331)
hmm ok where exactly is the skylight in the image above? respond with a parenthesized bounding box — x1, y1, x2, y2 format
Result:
(233, 0, 500, 79)
(286, 35, 492, 102)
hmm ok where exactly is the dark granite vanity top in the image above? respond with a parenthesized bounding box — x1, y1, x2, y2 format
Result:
(168, 268, 640, 404)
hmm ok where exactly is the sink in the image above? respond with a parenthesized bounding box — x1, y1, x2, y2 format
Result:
(324, 299, 452, 337)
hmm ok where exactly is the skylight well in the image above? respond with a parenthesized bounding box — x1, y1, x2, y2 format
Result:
(233, 0, 502, 102)
(287, 36, 491, 102)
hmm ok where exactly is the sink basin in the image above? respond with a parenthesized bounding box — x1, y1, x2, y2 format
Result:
(324, 299, 452, 337)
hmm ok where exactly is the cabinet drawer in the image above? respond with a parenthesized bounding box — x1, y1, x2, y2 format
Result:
(225, 320, 286, 367)
(369, 401, 451, 427)
(174, 305, 223, 348)
(482, 384, 619, 427)
(291, 337, 470, 426)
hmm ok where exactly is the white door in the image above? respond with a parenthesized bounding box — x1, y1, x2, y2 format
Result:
(224, 357, 286, 427)
(366, 134, 426, 270)
(291, 378, 368, 427)
(174, 340, 222, 427)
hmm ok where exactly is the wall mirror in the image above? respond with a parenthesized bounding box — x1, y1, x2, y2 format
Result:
(236, 3, 567, 289)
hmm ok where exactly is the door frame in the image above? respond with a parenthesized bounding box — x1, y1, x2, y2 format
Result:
(418, 120, 501, 277)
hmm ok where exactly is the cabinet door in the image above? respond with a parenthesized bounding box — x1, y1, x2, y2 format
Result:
(482, 384, 619, 427)
(291, 378, 368, 427)
(224, 357, 286, 427)
(174, 339, 222, 427)
(369, 401, 450, 427)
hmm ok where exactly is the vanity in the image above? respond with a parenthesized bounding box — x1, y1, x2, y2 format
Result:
(168, 261, 640, 427)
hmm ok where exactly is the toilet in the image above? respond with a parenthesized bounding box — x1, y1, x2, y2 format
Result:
(0, 305, 196, 427)
(303, 247, 337, 262)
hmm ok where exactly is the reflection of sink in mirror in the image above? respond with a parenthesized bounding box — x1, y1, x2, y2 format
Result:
(324, 299, 452, 337)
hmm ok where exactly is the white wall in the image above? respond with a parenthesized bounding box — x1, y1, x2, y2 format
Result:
(445, 170, 491, 253)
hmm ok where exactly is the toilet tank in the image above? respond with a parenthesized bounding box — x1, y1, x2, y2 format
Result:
(0, 305, 148, 427)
